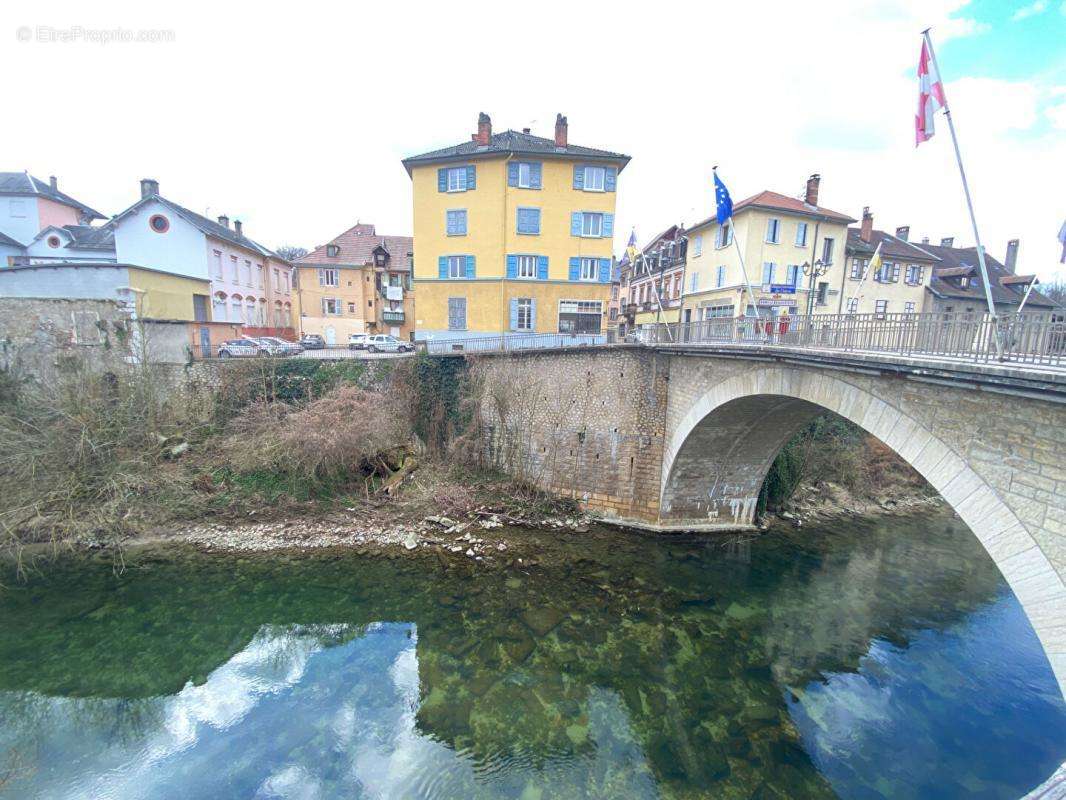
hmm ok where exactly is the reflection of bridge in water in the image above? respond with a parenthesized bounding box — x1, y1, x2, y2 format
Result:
(465, 322, 1066, 693)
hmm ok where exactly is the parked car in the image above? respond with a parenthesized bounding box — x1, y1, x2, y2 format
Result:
(259, 336, 304, 356)
(217, 338, 266, 358)
(348, 333, 369, 350)
(300, 334, 325, 350)
(365, 334, 414, 353)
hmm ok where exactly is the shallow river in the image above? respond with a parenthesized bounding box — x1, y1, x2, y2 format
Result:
(0, 514, 1063, 799)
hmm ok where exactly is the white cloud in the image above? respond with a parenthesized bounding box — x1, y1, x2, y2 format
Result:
(0, 0, 1062, 279)
(1047, 102, 1066, 129)
(1011, 0, 1048, 20)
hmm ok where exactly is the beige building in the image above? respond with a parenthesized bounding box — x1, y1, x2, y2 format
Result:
(840, 212, 937, 316)
(622, 225, 687, 327)
(682, 174, 855, 321)
(294, 223, 414, 344)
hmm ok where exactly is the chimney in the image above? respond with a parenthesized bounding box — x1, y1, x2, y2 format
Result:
(234, 219, 243, 237)
(895, 225, 910, 242)
(860, 206, 873, 243)
(1005, 239, 1019, 274)
(49, 175, 58, 191)
(475, 112, 492, 146)
(522, 127, 531, 134)
(140, 178, 159, 198)
(940, 236, 954, 247)
(554, 113, 568, 148)
(921, 236, 929, 244)
(217, 214, 230, 229)
(804, 173, 820, 206)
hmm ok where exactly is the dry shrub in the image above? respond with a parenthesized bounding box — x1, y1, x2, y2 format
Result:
(222, 385, 411, 485)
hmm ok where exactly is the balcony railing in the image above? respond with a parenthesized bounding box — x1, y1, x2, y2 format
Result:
(382, 310, 405, 322)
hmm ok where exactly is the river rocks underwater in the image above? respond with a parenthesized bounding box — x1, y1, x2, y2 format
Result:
(0, 514, 1063, 799)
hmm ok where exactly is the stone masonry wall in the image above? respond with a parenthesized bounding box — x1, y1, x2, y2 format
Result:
(471, 346, 669, 523)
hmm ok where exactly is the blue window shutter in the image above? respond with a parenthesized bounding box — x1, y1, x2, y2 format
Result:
(438, 256, 447, 279)
(598, 258, 611, 283)
(571, 213, 582, 237)
(530, 298, 537, 329)
(465, 255, 475, 278)
(446, 211, 456, 235)
(603, 213, 614, 238)
(438, 169, 446, 192)
(466, 165, 476, 190)
(506, 255, 518, 279)
(605, 166, 617, 192)
(532, 208, 540, 233)
(508, 162, 519, 187)
(509, 298, 519, 331)
(531, 163, 542, 189)
(573, 165, 584, 190)
(458, 210, 467, 234)
(536, 256, 548, 280)
(569, 257, 580, 281)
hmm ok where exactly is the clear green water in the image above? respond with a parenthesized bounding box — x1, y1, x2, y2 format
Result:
(0, 515, 1063, 799)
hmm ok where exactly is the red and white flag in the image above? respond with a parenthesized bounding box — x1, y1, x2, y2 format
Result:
(916, 38, 946, 146)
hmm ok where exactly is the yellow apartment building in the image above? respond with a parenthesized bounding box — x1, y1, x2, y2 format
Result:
(294, 223, 415, 345)
(402, 113, 629, 342)
(682, 175, 856, 322)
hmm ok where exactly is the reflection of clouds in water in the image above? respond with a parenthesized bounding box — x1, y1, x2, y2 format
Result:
(256, 765, 322, 800)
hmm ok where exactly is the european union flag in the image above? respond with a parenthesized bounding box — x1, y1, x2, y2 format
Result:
(714, 171, 733, 226)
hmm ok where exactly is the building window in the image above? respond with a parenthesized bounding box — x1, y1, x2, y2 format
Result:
(905, 265, 924, 285)
(446, 209, 467, 236)
(516, 298, 533, 330)
(761, 262, 775, 284)
(348, 302, 356, 313)
(795, 222, 808, 247)
(448, 256, 465, 279)
(326, 244, 339, 257)
(244, 260, 253, 285)
(516, 207, 540, 235)
(690, 272, 699, 292)
(518, 255, 537, 278)
(702, 303, 734, 318)
(846, 297, 859, 314)
(582, 166, 606, 191)
(230, 255, 239, 282)
(786, 264, 799, 286)
(213, 293, 227, 320)
(905, 301, 916, 314)
(876, 262, 900, 283)
(558, 300, 602, 334)
(821, 237, 835, 265)
(283, 272, 290, 293)
(256, 264, 263, 288)
(322, 297, 342, 315)
(149, 214, 169, 233)
(766, 218, 780, 244)
(715, 222, 732, 248)
(580, 212, 603, 238)
(850, 258, 867, 280)
(875, 300, 888, 318)
(319, 268, 339, 287)
(579, 257, 598, 281)
(273, 267, 280, 288)
(448, 297, 466, 330)
(716, 265, 726, 287)
(816, 281, 829, 305)
(230, 296, 242, 321)
(516, 162, 536, 188)
(693, 236, 703, 257)
(212, 250, 223, 278)
(446, 167, 469, 192)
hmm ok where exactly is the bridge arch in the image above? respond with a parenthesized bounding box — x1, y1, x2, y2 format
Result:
(660, 365, 1066, 694)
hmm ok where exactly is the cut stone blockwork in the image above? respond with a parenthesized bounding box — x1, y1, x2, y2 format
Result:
(468, 345, 1066, 695)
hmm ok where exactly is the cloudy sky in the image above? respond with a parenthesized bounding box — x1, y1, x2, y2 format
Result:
(3, 0, 1063, 278)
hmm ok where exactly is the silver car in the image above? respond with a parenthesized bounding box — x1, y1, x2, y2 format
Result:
(365, 334, 413, 353)
(259, 336, 304, 356)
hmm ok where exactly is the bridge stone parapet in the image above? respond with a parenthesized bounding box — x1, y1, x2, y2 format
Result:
(466, 344, 1066, 693)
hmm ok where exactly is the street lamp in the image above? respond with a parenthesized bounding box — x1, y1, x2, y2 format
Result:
(801, 259, 827, 316)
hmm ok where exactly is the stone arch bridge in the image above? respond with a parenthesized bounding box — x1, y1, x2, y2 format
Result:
(467, 344, 1066, 693)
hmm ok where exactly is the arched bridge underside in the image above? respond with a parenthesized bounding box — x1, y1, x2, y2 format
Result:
(472, 345, 1066, 693)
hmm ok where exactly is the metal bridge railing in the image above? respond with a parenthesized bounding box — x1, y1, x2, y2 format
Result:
(646, 312, 1066, 367)
(421, 332, 609, 355)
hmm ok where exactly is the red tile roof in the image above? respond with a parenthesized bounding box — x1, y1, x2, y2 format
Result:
(692, 190, 856, 230)
(296, 223, 413, 270)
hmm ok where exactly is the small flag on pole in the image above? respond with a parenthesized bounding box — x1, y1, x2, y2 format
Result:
(713, 170, 733, 225)
(1058, 219, 1066, 264)
(626, 229, 639, 264)
(916, 37, 946, 146)
(867, 240, 884, 279)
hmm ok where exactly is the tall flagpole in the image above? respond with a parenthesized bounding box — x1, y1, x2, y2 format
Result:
(922, 28, 1002, 357)
(730, 216, 762, 320)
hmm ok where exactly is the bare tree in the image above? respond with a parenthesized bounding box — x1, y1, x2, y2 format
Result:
(275, 245, 308, 262)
